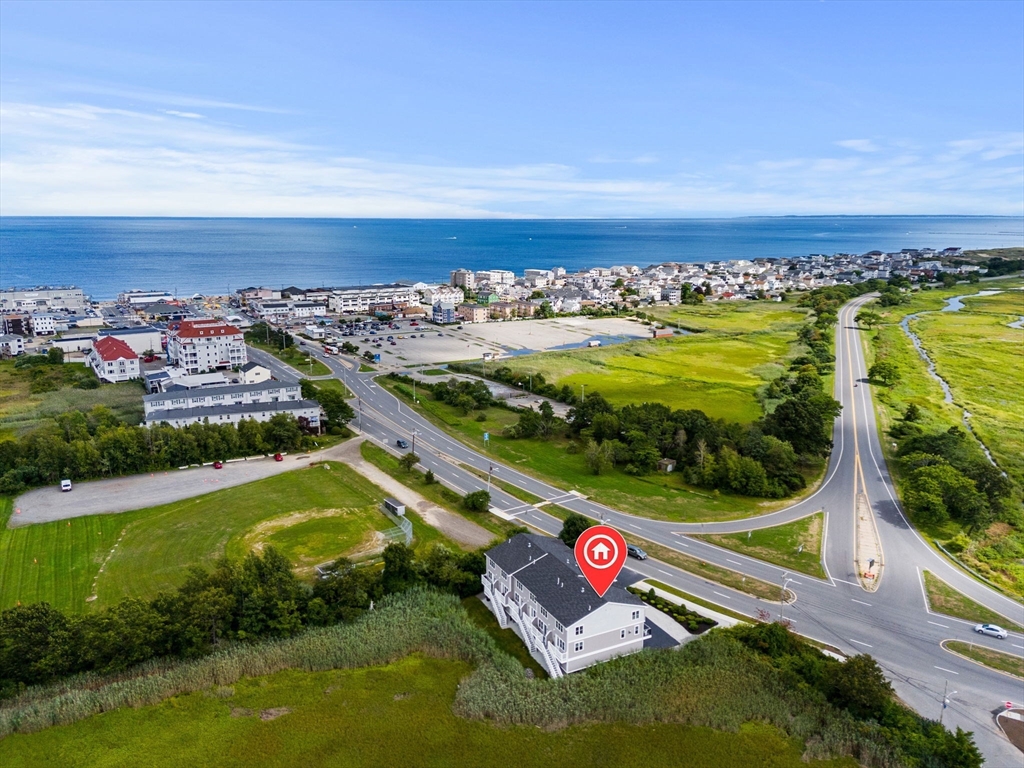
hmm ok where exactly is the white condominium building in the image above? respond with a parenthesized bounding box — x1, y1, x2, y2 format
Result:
(166, 319, 247, 374)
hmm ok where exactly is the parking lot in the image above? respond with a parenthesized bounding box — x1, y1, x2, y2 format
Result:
(328, 316, 648, 368)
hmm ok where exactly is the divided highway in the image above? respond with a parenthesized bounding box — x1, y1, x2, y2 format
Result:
(249, 300, 1023, 762)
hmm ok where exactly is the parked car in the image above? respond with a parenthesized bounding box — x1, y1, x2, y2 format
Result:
(627, 544, 648, 560)
(974, 623, 1008, 639)
(274, 453, 284, 462)
(213, 461, 223, 469)
(396, 439, 409, 449)
(60, 478, 72, 492)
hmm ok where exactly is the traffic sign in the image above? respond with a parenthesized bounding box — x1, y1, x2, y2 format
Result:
(574, 525, 627, 598)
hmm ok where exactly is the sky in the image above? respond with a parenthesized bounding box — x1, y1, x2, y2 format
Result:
(1, 0, 1022, 218)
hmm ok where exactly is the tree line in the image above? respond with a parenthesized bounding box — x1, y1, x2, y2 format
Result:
(0, 540, 488, 698)
(0, 405, 313, 495)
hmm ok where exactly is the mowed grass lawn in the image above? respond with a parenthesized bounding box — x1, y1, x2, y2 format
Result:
(0, 463, 397, 613)
(695, 512, 826, 579)
(910, 289, 1024, 486)
(381, 378, 797, 523)
(0, 654, 856, 768)
(493, 302, 809, 422)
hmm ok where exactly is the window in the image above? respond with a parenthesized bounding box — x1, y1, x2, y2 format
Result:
(574, 641, 584, 653)
(574, 625, 584, 636)
(555, 621, 564, 633)
(540, 607, 547, 618)
(635, 625, 640, 635)
(632, 610, 641, 620)
(557, 639, 566, 652)
(620, 629, 626, 639)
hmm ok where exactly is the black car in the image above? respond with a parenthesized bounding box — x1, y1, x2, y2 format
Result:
(396, 439, 409, 449)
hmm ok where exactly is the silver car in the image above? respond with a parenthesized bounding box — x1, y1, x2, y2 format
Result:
(974, 623, 1008, 639)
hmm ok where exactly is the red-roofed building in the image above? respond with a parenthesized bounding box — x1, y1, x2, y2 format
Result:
(87, 336, 141, 383)
(166, 319, 247, 374)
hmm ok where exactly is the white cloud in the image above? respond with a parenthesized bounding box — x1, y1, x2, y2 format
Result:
(1, 100, 1021, 216)
(836, 139, 880, 153)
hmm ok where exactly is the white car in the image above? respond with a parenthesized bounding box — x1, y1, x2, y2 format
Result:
(60, 479, 72, 492)
(974, 623, 1008, 639)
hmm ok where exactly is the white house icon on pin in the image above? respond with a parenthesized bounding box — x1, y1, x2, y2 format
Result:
(590, 541, 611, 560)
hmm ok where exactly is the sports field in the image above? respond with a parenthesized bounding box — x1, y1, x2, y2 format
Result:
(0, 462, 407, 613)
(495, 302, 809, 422)
(0, 654, 856, 768)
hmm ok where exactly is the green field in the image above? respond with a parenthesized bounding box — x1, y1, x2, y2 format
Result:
(909, 289, 1024, 486)
(483, 302, 809, 422)
(461, 596, 547, 678)
(0, 654, 855, 768)
(0, 359, 144, 437)
(0, 462, 413, 613)
(381, 377, 802, 524)
(694, 512, 826, 578)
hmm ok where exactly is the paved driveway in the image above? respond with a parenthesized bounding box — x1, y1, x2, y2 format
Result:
(10, 453, 319, 527)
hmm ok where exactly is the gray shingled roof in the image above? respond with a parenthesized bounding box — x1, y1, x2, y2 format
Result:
(143, 379, 299, 405)
(144, 399, 320, 423)
(487, 534, 641, 626)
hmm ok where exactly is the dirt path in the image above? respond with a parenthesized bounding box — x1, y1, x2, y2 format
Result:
(332, 438, 494, 549)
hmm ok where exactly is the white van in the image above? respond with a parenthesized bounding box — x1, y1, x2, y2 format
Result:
(60, 479, 72, 492)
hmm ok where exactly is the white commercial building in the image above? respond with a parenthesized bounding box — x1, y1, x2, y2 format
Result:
(482, 534, 648, 678)
(118, 290, 175, 307)
(30, 313, 59, 336)
(0, 334, 26, 357)
(97, 326, 164, 356)
(166, 319, 247, 374)
(450, 269, 476, 291)
(0, 287, 87, 313)
(475, 270, 516, 285)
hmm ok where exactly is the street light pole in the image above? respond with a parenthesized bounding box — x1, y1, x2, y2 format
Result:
(487, 463, 493, 493)
(939, 682, 957, 725)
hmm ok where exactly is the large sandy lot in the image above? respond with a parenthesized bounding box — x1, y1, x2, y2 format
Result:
(376, 316, 649, 367)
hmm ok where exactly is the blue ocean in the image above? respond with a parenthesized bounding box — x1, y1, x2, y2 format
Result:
(1, 216, 1021, 299)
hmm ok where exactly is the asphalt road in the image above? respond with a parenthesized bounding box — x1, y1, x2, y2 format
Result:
(251, 303, 1024, 764)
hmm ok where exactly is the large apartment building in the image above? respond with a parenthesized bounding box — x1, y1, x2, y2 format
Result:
(143, 380, 302, 418)
(143, 399, 321, 429)
(326, 284, 418, 314)
(166, 319, 247, 374)
(483, 534, 647, 678)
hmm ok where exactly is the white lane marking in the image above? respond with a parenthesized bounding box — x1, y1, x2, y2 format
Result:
(726, 559, 743, 566)
(627, 523, 642, 530)
(712, 591, 732, 600)
(789, 580, 803, 585)
(849, 638, 873, 647)
(1013, 644, 1024, 649)
(832, 578, 860, 587)
(928, 621, 950, 628)
(934, 666, 958, 675)
(851, 599, 872, 607)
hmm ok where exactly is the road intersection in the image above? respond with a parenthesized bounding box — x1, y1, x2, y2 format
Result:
(250, 296, 1023, 762)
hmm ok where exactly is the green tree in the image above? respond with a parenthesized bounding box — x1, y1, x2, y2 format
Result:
(463, 489, 491, 512)
(584, 438, 614, 475)
(868, 360, 901, 387)
(0, 603, 76, 686)
(940, 272, 958, 288)
(398, 452, 420, 471)
(826, 654, 892, 719)
(316, 388, 354, 426)
(381, 543, 418, 593)
(46, 347, 64, 365)
(558, 512, 594, 548)
(904, 403, 921, 422)
(855, 310, 882, 329)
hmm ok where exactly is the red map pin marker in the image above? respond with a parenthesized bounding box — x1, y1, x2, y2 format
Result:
(574, 525, 627, 598)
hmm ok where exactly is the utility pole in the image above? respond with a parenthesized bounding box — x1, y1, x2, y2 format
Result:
(487, 463, 493, 493)
(939, 682, 956, 725)
(411, 429, 417, 457)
